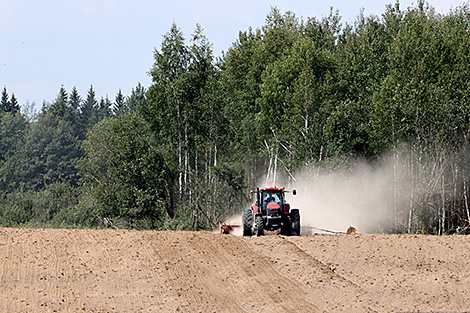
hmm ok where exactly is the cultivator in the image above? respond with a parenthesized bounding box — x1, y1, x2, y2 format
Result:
(219, 222, 240, 234)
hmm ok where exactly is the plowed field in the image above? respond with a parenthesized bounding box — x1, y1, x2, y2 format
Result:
(1, 228, 470, 312)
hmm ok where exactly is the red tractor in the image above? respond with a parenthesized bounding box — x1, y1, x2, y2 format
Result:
(242, 187, 300, 236)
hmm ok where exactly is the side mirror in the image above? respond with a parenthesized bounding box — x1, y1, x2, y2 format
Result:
(292, 189, 297, 196)
(250, 190, 254, 197)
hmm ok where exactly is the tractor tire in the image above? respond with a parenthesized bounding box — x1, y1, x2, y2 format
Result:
(242, 209, 253, 236)
(256, 215, 264, 237)
(290, 209, 300, 236)
(281, 215, 292, 236)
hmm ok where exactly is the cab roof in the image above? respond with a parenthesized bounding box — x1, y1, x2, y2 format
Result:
(260, 186, 285, 191)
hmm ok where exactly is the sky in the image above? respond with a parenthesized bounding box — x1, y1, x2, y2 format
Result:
(1, 0, 467, 108)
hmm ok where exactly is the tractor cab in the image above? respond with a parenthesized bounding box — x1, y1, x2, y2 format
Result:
(260, 189, 283, 212)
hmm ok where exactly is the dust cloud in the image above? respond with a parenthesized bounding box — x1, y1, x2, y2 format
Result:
(286, 158, 409, 234)
(221, 157, 408, 235)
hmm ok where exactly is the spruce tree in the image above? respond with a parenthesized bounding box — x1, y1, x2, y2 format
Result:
(49, 86, 72, 120)
(126, 83, 146, 113)
(1, 87, 10, 113)
(113, 89, 125, 115)
(9, 93, 20, 114)
(79, 85, 99, 137)
(69, 87, 81, 113)
(98, 96, 112, 119)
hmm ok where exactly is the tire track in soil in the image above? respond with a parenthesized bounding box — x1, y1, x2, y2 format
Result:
(147, 231, 317, 313)
(2, 230, 41, 312)
(187, 233, 264, 312)
(119, 238, 136, 310)
(146, 231, 217, 312)
(76, 228, 119, 311)
(110, 231, 146, 311)
(101, 229, 134, 311)
(78, 229, 146, 312)
(183, 233, 248, 312)
(247, 235, 379, 313)
(65, 229, 84, 310)
(1, 229, 29, 313)
(69, 229, 109, 311)
(55, 230, 75, 311)
(86, 229, 116, 311)
(0, 231, 13, 312)
(150, 231, 247, 312)
(282, 237, 360, 287)
(76, 229, 96, 311)
(100, 230, 120, 312)
(222, 235, 318, 313)
(41, 229, 70, 312)
(30, 229, 72, 312)
(38, 234, 52, 310)
(12, 232, 22, 313)
(132, 232, 170, 313)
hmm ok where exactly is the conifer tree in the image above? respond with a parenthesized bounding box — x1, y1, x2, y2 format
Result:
(126, 83, 146, 113)
(9, 93, 20, 114)
(79, 85, 100, 136)
(113, 89, 125, 115)
(49, 86, 73, 120)
(98, 96, 112, 119)
(69, 87, 81, 113)
(1, 87, 10, 113)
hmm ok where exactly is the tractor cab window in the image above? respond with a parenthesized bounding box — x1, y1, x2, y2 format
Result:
(262, 190, 283, 210)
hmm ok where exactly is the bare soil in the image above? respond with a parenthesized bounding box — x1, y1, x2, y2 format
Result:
(1, 227, 470, 312)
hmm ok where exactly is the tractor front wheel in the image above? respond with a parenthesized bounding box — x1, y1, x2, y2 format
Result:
(290, 209, 300, 236)
(242, 209, 253, 236)
(281, 214, 292, 236)
(256, 215, 264, 236)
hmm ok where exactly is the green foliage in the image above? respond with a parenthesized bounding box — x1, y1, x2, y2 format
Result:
(80, 114, 170, 229)
(144, 23, 225, 229)
(0, 182, 80, 227)
(13, 114, 81, 191)
(0, 112, 29, 164)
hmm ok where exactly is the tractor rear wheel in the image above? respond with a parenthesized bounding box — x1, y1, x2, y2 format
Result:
(256, 215, 264, 236)
(242, 209, 253, 236)
(290, 209, 300, 236)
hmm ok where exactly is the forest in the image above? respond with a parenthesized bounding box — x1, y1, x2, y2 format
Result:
(2, 1, 470, 234)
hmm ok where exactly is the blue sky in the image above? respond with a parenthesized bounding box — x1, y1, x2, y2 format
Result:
(1, 0, 466, 107)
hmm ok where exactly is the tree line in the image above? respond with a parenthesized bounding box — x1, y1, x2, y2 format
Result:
(2, 1, 470, 233)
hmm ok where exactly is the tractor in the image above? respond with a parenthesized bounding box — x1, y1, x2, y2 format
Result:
(242, 186, 300, 236)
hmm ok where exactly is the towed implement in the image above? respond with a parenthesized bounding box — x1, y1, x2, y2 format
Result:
(219, 222, 240, 234)
(242, 186, 300, 236)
